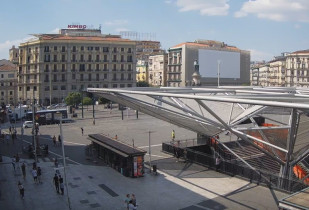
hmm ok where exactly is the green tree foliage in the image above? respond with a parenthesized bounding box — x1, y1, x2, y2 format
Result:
(65, 92, 81, 106)
(136, 81, 150, 87)
(82, 97, 93, 105)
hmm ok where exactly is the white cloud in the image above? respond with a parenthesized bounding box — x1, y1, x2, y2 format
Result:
(248, 49, 274, 61)
(115, 28, 129, 33)
(294, 24, 301, 29)
(49, 28, 60, 34)
(0, 37, 33, 59)
(165, 0, 172, 4)
(235, 0, 309, 22)
(104, 20, 128, 26)
(176, 0, 229, 16)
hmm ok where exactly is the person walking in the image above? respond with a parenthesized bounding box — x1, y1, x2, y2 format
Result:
(81, 127, 84, 136)
(6, 134, 10, 145)
(32, 168, 38, 183)
(52, 135, 56, 147)
(124, 194, 131, 210)
(18, 181, 25, 199)
(53, 174, 60, 193)
(131, 194, 137, 207)
(172, 130, 175, 141)
(37, 167, 42, 183)
(15, 154, 20, 170)
(58, 135, 61, 146)
(59, 175, 64, 195)
(54, 157, 59, 168)
(128, 200, 137, 210)
(215, 156, 221, 171)
(21, 162, 26, 180)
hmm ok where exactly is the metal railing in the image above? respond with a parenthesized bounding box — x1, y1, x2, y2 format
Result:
(162, 142, 308, 193)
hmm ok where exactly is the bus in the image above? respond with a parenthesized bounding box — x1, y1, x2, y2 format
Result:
(26, 109, 68, 125)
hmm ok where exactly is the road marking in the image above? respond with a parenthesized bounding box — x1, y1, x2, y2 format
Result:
(138, 144, 162, 148)
(22, 139, 82, 165)
(145, 154, 170, 158)
(64, 141, 87, 146)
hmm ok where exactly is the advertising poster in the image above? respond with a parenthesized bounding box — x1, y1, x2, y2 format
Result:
(137, 156, 143, 176)
(133, 157, 138, 177)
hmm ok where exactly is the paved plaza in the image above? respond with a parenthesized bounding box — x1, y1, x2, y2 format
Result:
(0, 105, 289, 209)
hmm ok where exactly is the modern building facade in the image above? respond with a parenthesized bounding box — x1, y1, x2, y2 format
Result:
(286, 50, 309, 87)
(0, 60, 18, 105)
(167, 40, 251, 87)
(148, 53, 168, 87)
(17, 28, 136, 105)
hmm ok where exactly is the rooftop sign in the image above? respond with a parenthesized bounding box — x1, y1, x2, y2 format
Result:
(67, 25, 87, 29)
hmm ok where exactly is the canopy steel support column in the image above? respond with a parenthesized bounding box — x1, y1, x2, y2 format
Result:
(196, 99, 285, 165)
(279, 109, 299, 190)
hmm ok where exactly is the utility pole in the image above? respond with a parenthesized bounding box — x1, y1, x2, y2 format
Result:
(32, 94, 37, 165)
(57, 113, 72, 209)
(49, 67, 52, 106)
(81, 90, 84, 118)
(217, 60, 221, 87)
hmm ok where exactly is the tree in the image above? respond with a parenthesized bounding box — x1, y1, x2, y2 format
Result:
(65, 92, 81, 107)
(136, 81, 150, 87)
(82, 97, 92, 110)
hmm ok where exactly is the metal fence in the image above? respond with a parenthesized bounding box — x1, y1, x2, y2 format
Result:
(162, 142, 308, 193)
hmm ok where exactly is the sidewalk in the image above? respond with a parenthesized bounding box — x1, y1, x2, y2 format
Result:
(0, 153, 289, 210)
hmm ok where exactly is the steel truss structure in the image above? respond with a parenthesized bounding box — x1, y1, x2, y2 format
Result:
(88, 86, 309, 187)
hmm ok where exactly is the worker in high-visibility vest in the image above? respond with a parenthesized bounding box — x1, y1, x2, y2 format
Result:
(172, 130, 175, 140)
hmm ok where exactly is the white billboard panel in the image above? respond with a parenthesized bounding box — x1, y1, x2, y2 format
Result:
(198, 49, 240, 78)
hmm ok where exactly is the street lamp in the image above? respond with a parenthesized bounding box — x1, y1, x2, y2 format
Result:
(217, 60, 221, 87)
(55, 112, 72, 209)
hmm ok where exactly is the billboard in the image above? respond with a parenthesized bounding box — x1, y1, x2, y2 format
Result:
(198, 49, 240, 78)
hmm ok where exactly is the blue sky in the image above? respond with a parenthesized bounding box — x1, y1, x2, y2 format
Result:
(0, 0, 309, 61)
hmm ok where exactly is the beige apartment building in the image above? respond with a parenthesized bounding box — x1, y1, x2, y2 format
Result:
(0, 60, 18, 105)
(148, 53, 168, 86)
(9, 45, 19, 64)
(286, 50, 309, 87)
(268, 57, 286, 87)
(167, 40, 250, 87)
(17, 28, 136, 105)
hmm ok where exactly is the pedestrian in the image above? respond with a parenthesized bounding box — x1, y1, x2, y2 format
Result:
(15, 154, 20, 169)
(128, 200, 137, 210)
(131, 194, 137, 207)
(215, 156, 221, 171)
(32, 168, 38, 183)
(9, 126, 12, 134)
(18, 181, 25, 199)
(172, 130, 175, 141)
(115, 135, 118, 140)
(37, 167, 42, 183)
(12, 156, 16, 172)
(59, 175, 64, 195)
(125, 194, 131, 210)
(81, 127, 84, 136)
(21, 162, 26, 180)
(52, 135, 56, 146)
(58, 135, 61, 146)
(32, 161, 37, 170)
(54, 157, 59, 168)
(53, 174, 60, 193)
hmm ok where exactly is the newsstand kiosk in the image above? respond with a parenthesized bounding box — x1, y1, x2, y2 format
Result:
(88, 134, 147, 178)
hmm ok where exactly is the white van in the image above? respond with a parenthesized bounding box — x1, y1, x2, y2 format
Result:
(23, 121, 34, 128)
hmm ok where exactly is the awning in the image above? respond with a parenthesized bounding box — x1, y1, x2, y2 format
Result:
(89, 138, 129, 158)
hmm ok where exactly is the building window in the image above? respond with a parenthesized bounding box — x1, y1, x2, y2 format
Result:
(62, 64, 65, 72)
(88, 55, 92, 62)
(128, 48, 131, 53)
(113, 84, 117, 88)
(19, 87, 22, 91)
(72, 64, 76, 71)
(121, 48, 124, 52)
(80, 55, 84, 62)
(103, 84, 108, 88)
(53, 86, 58, 90)
(44, 46, 49, 52)
(96, 55, 99, 61)
(61, 85, 66, 90)
(34, 86, 37, 91)
(45, 86, 50, 91)
(54, 64, 57, 72)
(80, 74, 84, 81)
(8, 74, 14, 78)
(62, 74, 65, 81)
(73, 46, 76, 52)
(1, 74, 3, 78)
(27, 87, 30, 91)
(113, 73, 117, 80)
(120, 84, 125, 88)
(121, 73, 124, 80)
(113, 64, 116, 71)
(104, 74, 107, 79)
(88, 73, 92, 81)
(96, 84, 99, 88)
(104, 64, 108, 70)
(72, 54, 76, 62)
(104, 55, 108, 62)
(54, 46, 57, 51)
(95, 47, 100, 51)
(10, 91, 13, 95)
(81, 46, 84, 51)
(96, 64, 99, 71)
(54, 55, 57, 62)
(53, 74, 57, 82)
(62, 46, 65, 52)
(103, 47, 109, 52)
(113, 55, 117, 62)
(88, 46, 93, 51)
(72, 85, 76, 90)
(62, 54, 65, 62)
(72, 74, 76, 79)
(113, 47, 117, 53)
(96, 74, 99, 81)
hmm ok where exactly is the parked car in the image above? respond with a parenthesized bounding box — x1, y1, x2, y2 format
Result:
(23, 121, 34, 128)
